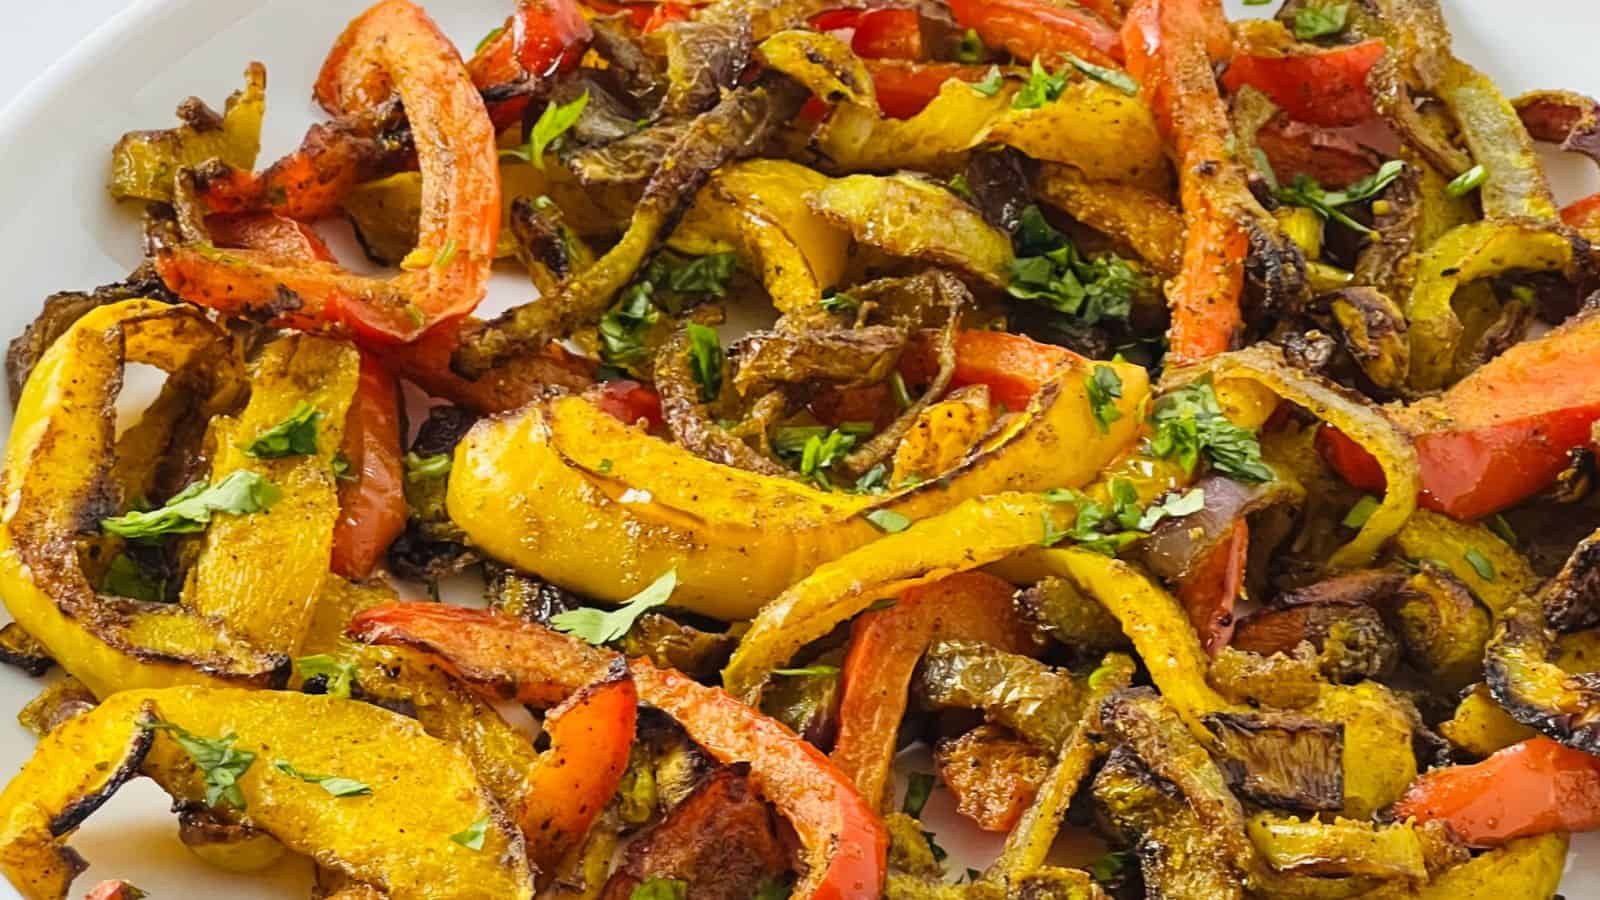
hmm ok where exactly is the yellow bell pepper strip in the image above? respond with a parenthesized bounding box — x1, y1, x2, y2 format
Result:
(108, 64, 265, 204)
(447, 357, 1146, 621)
(1122, 0, 1281, 365)
(831, 572, 1039, 811)
(186, 333, 361, 656)
(345, 603, 888, 900)
(156, 0, 500, 347)
(1352, 834, 1568, 900)
(0, 700, 154, 899)
(0, 687, 534, 900)
(0, 301, 290, 698)
(1164, 345, 1418, 570)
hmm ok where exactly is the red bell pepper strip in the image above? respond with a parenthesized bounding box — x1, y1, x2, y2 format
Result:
(157, 0, 500, 346)
(521, 662, 637, 871)
(1122, 0, 1248, 365)
(1392, 737, 1600, 846)
(206, 213, 337, 261)
(863, 60, 996, 118)
(1319, 307, 1600, 520)
(1564, 192, 1600, 240)
(330, 352, 408, 581)
(811, 8, 927, 60)
(590, 379, 666, 431)
(464, 0, 595, 129)
(1221, 39, 1385, 128)
(897, 329, 1079, 412)
(832, 572, 1039, 811)
(948, 0, 1123, 68)
(375, 319, 596, 414)
(1175, 518, 1246, 655)
(346, 603, 888, 900)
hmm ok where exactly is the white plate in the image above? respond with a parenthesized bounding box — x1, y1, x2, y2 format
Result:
(0, 0, 1597, 896)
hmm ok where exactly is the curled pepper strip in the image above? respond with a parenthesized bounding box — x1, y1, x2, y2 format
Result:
(345, 603, 887, 900)
(1164, 345, 1418, 570)
(831, 572, 1039, 811)
(156, 0, 500, 346)
(0, 301, 292, 698)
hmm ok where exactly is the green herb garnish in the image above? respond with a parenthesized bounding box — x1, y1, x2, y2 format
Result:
(1007, 206, 1145, 325)
(685, 323, 723, 403)
(295, 654, 358, 699)
(1292, 2, 1350, 39)
(241, 401, 322, 459)
(272, 760, 371, 797)
(902, 771, 935, 817)
(1087, 365, 1124, 433)
(1064, 52, 1138, 96)
(772, 665, 840, 677)
(550, 569, 677, 645)
(1274, 159, 1405, 235)
(1136, 487, 1206, 531)
(147, 721, 256, 810)
(404, 451, 452, 481)
(1464, 547, 1497, 581)
(507, 91, 590, 170)
(865, 508, 912, 533)
(971, 66, 1005, 97)
(955, 28, 986, 63)
(101, 471, 281, 540)
(1147, 382, 1273, 483)
(1012, 58, 1068, 110)
(1445, 163, 1488, 198)
(1343, 495, 1380, 529)
(450, 815, 490, 851)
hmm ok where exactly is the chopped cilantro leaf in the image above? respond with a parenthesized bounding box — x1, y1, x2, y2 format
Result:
(1146, 382, 1272, 483)
(101, 471, 281, 540)
(450, 815, 490, 851)
(1292, 2, 1350, 39)
(1087, 365, 1124, 433)
(1464, 547, 1497, 581)
(902, 771, 936, 816)
(296, 654, 357, 699)
(273, 760, 371, 797)
(240, 401, 322, 459)
(685, 322, 723, 403)
(971, 66, 1005, 96)
(865, 509, 912, 533)
(1012, 58, 1068, 110)
(147, 721, 256, 810)
(550, 569, 677, 645)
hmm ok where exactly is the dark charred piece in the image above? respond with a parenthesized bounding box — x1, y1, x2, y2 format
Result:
(1204, 711, 1345, 812)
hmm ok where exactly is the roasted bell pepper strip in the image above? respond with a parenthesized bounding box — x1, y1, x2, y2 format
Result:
(1393, 737, 1600, 847)
(812, 8, 927, 60)
(85, 882, 145, 900)
(346, 603, 888, 900)
(1122, 0, 1254, 365)
(1221, 39, 1385, 128)
(206, 213, 337, 261)
(591, 379, 665, 431)
(1564, 192, 1600, 241)
(832, 572, 1038, 811)
(898, 329, 1077, 411)
(1175, 518, 1245, 655)
(464, 0, 594, 129)
(520, 663, 637, 873)
(330, 353, 408, 580)
(158, 0, 499, 345)
(373, 319, 595, 414)
(858, 60, 997, 118)
(948, 0, 1122, 67)
(1320, 306, 1600, 521)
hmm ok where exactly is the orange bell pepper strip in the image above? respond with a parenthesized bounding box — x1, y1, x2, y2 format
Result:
(157, 0, 499, 346)
(346, 603, 888, 900)
(85, 882, 143, 900)
(1319, 307, 1600, 521)
(863, 60, 997, 118)
(1392, 737, 1600, 847)
(1122, 0, 1249, 365)
(330, 352, 408, 580)
(947, 0, 1124, 68)
(521, 662, 637, 872)
(832, 572, 1039, 811)
(464, 0, 595, 129)
(1221, 39, 1385, 128)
